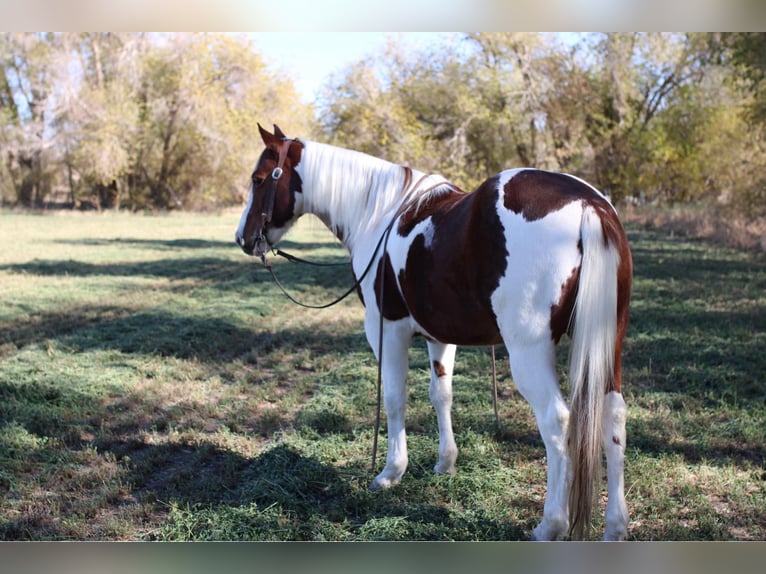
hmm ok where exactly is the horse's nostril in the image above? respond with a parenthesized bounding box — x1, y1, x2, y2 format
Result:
(235, 234, 254, 255)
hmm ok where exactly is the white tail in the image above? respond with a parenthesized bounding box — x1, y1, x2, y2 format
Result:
(567, 206, 620, 539)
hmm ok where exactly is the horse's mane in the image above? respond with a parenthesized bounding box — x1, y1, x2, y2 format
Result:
(298, 140, 454, 246)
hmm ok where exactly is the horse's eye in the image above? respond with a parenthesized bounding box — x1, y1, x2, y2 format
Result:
(252, 175, 265, 187)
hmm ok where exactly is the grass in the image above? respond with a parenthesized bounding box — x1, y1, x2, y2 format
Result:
(0, 209, 764, 540)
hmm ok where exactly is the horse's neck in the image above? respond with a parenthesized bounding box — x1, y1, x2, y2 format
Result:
(299, 141, 417, 250)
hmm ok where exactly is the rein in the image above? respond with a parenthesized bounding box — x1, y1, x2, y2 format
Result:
(258, 224, 392, 310)
(258, 170, 434, 310)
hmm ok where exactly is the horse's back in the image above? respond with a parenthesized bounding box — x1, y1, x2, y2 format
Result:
(499, 168, 613, 221)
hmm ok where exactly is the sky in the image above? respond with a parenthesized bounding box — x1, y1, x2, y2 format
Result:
(247, 32, 458, 104)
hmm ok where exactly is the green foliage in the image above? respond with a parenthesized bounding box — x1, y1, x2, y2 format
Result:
(0, 211, 764, 540)
(722, 33, 766, 127)
(1, 33, 314, 210)
(318, 33, 766, 214)
(1, 32, 766, 215)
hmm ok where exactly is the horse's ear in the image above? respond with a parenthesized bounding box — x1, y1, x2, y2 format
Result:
(258, 123, 272, 142)
(258, 123, 279, 148)
(273, 124, 286, 139)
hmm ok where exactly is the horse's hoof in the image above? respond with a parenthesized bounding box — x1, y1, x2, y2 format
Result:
(433, 464, 456, 476)
(369, 475, 400, 490)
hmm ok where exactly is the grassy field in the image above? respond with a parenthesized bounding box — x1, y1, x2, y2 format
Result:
(0, 209, 764, 541)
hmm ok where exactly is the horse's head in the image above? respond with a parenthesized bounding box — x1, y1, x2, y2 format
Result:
(235, 124, 304, 257)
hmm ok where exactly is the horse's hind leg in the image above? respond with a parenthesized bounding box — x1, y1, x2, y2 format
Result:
(602, 391, 628, 540)
(427, 341, 458, 475)
(366, 317, 413, 490)
(507, 341, 571, 541)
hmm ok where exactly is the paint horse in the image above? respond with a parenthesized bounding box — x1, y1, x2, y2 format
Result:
(236, 125, 632, 541)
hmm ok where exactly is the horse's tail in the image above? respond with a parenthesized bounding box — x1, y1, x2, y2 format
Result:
(567, 205, 621, 540)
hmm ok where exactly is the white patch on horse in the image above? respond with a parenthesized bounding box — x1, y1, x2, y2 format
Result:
(491, 175, 584, 345)
(235, 181, 255, 246)
(402, 216, 437, 250)
(488, 169, 592, 540)
(602, 391, 629, 541)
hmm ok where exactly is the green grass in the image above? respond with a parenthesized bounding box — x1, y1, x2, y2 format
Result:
(0, 210, 764, 540)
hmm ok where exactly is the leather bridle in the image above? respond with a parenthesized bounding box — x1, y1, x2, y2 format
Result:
(253, 137, 293, 261)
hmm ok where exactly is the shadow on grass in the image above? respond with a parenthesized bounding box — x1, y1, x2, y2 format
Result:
(0, 305, 132, 356)
(59, 307, 367, 362)
(119, 441, 531, 541)
(0, 257, 250, 285)
(53, 236, 347, 255)
(55, 238, 234, 250)
(622, 227, 766, 468)
(0, 304, 264, 362)
(626, 228, 766, 399)
(0, 243, 355, 300)
(63, 309, 264, 361)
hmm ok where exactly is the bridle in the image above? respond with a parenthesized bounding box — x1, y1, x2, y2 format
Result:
(253, 137, 292, 262)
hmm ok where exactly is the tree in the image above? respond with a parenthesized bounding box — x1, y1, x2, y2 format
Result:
(1, 33, 315, 210)
(720, 33, 766, 128)
(55, 32, 141, 208)
(0, 33, 59, 206)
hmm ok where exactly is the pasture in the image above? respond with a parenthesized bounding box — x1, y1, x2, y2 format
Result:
(0, 210, 764, 540)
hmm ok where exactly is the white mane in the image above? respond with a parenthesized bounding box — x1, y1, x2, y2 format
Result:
(296, 140, 433, 248)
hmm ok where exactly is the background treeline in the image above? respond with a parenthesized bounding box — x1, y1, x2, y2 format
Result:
(0, 33, 312, 210)
(2, 32, 765, 215)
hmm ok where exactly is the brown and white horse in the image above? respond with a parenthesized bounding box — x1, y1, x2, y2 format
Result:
(236, 124, 632, 541)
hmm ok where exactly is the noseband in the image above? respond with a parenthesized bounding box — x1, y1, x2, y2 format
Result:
(254, 138, 292, 261)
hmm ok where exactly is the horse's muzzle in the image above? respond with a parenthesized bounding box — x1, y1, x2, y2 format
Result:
(235, 232, 269, 257)
(235, 233, 255, 256)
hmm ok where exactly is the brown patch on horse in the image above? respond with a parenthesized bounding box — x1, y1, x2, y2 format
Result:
(374, 253, 409, 321)
(396, 184, 465, 237)
(503, 169, 613, 224)
(253, 127, 305, 229)
(397, 176, 505, 346)
(550, 263, 581, 344)
(432, 360, 447, 378)
(610, 211, 633, 394)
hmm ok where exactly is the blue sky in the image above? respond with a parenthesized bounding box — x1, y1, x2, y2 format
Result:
(248, 32, 457, 103)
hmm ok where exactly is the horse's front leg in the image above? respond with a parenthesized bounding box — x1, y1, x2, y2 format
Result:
(427, 341, 458, 476)
(365, 316, 413, 490)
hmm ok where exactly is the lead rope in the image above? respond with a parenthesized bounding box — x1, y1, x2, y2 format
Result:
(491, 345, 500, 427)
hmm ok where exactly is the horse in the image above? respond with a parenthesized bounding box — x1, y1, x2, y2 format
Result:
(235, 124, 632, 541)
